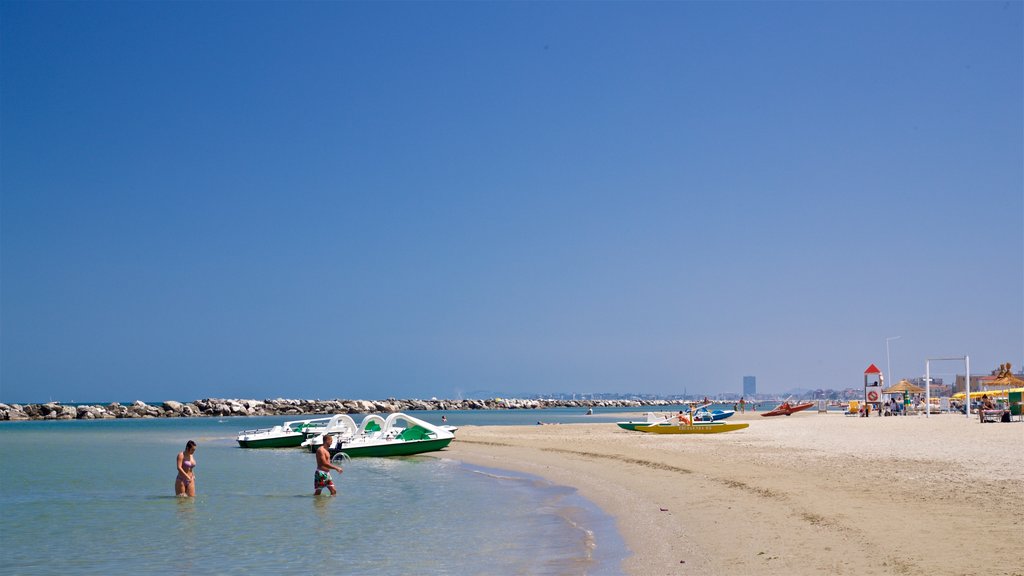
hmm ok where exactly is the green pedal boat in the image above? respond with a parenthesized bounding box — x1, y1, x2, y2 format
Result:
(303, 412, 457, 458)
(236, 416, 338, 448)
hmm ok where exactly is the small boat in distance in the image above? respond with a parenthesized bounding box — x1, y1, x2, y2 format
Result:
(236, 416, 337, 448)
(760, 400, 814, 417)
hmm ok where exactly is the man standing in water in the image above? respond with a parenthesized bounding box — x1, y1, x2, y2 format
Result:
(314, 434, 343, 496)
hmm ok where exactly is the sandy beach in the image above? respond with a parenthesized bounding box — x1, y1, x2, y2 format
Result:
(443, 411, 1023, 575)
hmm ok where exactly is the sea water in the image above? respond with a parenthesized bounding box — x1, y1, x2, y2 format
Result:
(0, 412, 632, 575)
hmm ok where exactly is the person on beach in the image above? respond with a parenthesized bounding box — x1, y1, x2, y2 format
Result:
(739, 397, 745, 413)
(175, 440, 197, 497)
(314, 434, 343, 496)
(979, 395, 995, 423)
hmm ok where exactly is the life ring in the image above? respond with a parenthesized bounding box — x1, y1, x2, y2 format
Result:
(867, 391, 879, 402)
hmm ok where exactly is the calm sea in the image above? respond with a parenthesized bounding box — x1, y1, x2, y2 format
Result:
(0, 407, 671, 576)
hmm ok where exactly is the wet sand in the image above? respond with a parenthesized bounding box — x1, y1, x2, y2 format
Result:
(443, 411, 1023, 575)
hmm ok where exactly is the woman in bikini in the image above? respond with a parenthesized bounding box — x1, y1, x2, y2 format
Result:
(175, 440, 197, 497)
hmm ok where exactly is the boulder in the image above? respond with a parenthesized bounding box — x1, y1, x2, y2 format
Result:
(4, 407, 29, 420)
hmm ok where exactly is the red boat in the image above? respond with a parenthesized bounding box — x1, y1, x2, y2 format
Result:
(761, 400, 814, 417)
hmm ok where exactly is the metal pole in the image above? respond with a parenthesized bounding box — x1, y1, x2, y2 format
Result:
(887, 341, 891, 391)
(886, 336, 901, 395)
(965, 355, 970, 418)
(926, 361, 931, 419)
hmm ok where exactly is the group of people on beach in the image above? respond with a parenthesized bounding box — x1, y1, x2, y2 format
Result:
(173, 434, 345, 498)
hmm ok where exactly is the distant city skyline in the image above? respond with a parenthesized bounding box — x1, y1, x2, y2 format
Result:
(2, 1, 1021, 403)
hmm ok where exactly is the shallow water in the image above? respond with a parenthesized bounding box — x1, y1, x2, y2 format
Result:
(0, 416, 627, 575)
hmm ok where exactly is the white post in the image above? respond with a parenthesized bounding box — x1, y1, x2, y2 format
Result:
(925, 361, 931, 419)
(886, 336, 901, 399)
(965, 355, 971, 418)
(926, 356, 970, 418)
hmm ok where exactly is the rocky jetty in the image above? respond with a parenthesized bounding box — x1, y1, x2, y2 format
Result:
(0, 397, 675, 421)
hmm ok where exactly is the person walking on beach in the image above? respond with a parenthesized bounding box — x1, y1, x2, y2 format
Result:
(739, 397, 745, 413)
(175, 440, 197, 497)
(314, 434, 343, 496)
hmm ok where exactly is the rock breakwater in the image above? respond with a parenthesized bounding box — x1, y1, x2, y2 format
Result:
(0, 397, 676, 421)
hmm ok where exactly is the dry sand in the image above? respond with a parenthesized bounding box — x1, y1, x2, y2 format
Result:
(441, 411, 1023, 575)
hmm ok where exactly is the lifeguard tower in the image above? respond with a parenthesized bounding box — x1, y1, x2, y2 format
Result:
(864, 364, 883, 415)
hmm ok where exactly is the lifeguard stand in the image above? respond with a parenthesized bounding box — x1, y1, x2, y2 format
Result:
(864, 364, 883, 415)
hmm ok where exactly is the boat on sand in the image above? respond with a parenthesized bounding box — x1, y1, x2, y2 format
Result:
(617, 412, 675, 431)
(618, 410, 749, 434)
(636, 421, 749, 434)
(760, 400, 814, 417)
(694, 408, 735, 421)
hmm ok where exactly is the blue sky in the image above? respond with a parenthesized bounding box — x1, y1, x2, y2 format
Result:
(2, 1, 1021, 403)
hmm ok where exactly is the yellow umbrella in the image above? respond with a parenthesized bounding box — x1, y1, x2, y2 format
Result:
(951, 387, 1024, 400)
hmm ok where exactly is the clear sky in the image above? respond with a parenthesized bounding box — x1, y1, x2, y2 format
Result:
(2, 1, 1021, 403)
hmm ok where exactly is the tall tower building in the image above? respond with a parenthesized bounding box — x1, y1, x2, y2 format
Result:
(743, 376, 756, 396)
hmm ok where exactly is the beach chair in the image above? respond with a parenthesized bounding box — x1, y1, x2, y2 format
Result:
(980, 409, 1004, 423)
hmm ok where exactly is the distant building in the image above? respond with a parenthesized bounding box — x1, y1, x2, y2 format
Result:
(743, 376, 756, 397)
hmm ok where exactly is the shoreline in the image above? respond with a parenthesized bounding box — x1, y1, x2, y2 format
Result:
(442, 411, 1023, 575)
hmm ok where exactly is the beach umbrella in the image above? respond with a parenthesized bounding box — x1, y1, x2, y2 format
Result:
(883, 379, 925, 394)
(946, 385, 1019, 399)
(983, 365, 1024, 388)
(952, 388, 1024, 400)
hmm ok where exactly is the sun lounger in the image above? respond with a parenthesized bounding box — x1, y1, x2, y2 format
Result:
(980, 409, 1006, 423)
